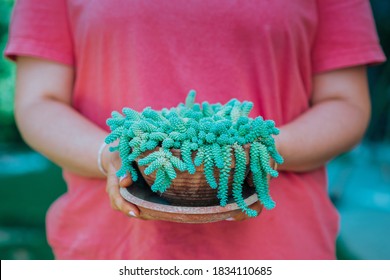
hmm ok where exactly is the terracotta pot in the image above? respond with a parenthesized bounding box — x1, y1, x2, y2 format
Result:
(136, 146, 250, 206)
(120, 183, 259, 223)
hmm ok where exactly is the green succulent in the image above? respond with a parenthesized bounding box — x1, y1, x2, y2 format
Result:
(105, 90, 283, 217)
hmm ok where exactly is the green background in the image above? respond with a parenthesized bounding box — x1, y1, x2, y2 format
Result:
(1, 0, 389, 259)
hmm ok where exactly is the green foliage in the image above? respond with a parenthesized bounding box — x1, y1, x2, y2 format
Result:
(249, 142, 278, 210)
(138, 148, 186, 192)
(203, 145, 218, 189)
(0, 0, 20, 143)
(366, 1, 390, 142)
(217, 145, 232, 206)
(106, 90, 283, 217)
(232, 144, 258, 217)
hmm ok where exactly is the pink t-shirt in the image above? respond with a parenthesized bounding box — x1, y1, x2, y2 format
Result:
(6, 0, 385, 259)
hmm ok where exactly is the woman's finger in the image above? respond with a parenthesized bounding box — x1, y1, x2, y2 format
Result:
(226, 200, 263, 222)
(119, 174, 132, 188)
(106, 162, 140, 217)
(109, 149, 133, 188)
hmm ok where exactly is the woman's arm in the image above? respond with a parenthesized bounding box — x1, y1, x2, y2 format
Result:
(14, 56, 109, 178)
(15, 56, 141, 217)
(275, 66, 371, 172)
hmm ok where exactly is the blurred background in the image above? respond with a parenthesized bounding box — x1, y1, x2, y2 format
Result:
(1, 0, 390, 260)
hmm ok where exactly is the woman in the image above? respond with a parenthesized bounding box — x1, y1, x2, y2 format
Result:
(5, 0, 385, 259)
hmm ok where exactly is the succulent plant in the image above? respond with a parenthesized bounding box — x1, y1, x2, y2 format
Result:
(105, 90, 283, 217)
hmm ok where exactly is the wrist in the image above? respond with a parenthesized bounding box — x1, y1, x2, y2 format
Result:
(98, 142, 109, 176)
(100, 140, 119, 176)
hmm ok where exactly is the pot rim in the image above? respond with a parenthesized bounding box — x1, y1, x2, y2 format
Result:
(120, 187, 258, 214)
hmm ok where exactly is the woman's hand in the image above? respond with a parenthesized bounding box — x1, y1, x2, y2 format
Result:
(226, 201, 263, 221)
(104, 147, 143, 218)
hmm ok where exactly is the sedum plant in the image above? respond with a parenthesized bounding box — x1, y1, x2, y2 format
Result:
(105, 90, 283, 217)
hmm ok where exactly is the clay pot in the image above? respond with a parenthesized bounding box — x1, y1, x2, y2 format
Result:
(136, 146, 250, 206)
(120, 184, 259, 223)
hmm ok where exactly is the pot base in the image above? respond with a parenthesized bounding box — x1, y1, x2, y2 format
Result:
(120, 174, 258, 223)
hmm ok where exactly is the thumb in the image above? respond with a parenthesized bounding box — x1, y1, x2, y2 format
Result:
(119, 173, 133, 188)
(109, 150, 133, 188)
(226, 200, 263, 221)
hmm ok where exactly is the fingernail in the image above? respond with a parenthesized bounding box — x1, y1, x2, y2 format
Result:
(225, 217, 235, 221)
(128, 211, 136, 217)
(119, 175, 128, 181)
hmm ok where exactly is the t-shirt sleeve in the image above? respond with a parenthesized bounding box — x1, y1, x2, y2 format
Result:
(312, 0, 386, 73)
(4, 0, 74, 66)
